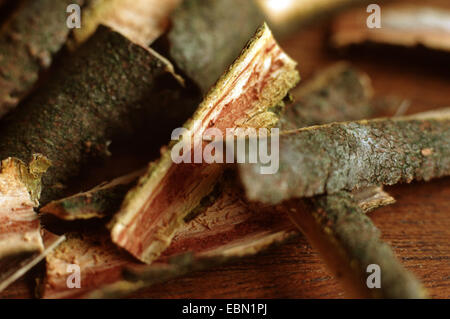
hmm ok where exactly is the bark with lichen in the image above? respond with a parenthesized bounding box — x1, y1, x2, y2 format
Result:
(284, 192, 427, 298)
(0, 0, 85, 117)
(42, 63, 390, 221)
(42, 178, 392, 299)
(240, 109, 450, 204)
(42, 64, 402, 298)
(0, 25, 187, 204)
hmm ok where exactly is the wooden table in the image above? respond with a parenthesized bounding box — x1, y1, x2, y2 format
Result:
(1, 0, 449, 299)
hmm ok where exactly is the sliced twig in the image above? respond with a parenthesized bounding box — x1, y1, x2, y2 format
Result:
(110, 23, 300, 264)
(43, 64, 398, 298)
(256, 0, 373, 35)
(0, 25, 184, 204)
(42, 176, 391, 299)
(284, 192, 427, 298)
(239, 108, 450, 204)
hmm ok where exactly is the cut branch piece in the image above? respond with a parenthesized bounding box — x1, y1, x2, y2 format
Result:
(0, 0, 84, 118)
(163, 0, 265, 94)
(239, 108, 450, 204)
(0, 155, 50, 259)
(0, 230, 64, 293)
(284, 192, 427, 298)
(42, 64, 392, 221)
(0, 25, 184, 205)
(70, 0, 181, 48)
(43, 177, 298, 298)
(41, 170, 144, 220)
(331, 4, 450, 52)
(42, 173, 391, 299)
(110, 23, 300, 264)
(43, 64, 398, 298)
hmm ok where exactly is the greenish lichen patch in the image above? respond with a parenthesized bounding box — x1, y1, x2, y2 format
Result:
(241, 109, 450, 204)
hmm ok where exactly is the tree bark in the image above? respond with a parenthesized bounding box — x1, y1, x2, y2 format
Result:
(109, 23, 300, 264)
(240, 108, 450, 204)
(0, 25, 184, 204)
(284, 193, 427, 298)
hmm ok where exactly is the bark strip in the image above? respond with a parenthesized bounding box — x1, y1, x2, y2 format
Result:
(331, 4, 450, 52)
(284, 192, 427, 298)
(41, 170, 144, 220)
(0, 25, 184, 204)
(43, 63, 392, 222)
(42, 64, 398, 298)
(110, 23, 300, 264)
(239, 108, 450, 204)
(0, 0, 84, 117)
(42, 177, 390, 299)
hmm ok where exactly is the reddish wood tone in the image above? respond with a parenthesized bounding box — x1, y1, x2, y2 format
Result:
(1, 0, 449, 299)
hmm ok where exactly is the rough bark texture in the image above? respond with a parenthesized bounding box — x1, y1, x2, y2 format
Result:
(279, 63, 424, 298)
(284, 192, 427, 298)
(0, 0, 84, 118)
(164, 0, 265, 94)
(0, 25, 185, 204)
(43, 63, 388, 222)
(42, 63, 400, 298)
(42, 176, 391, 299)
(110, 23, 300, 264)
(331, 4, 450, 52)
(70, 0, 181, 48)
(240, 108, 450, 204)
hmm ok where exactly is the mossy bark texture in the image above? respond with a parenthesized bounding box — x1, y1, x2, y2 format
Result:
(241, 109, 450, 204)
(42, 63, 379, 221)
(0, 26, 183, 204)
(285, 193, 427, 298)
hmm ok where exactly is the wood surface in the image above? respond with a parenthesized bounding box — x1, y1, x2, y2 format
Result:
(1, 0, 449, 299)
